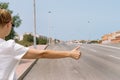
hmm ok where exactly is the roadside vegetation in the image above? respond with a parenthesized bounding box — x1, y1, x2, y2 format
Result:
(15, 34, 48, 47)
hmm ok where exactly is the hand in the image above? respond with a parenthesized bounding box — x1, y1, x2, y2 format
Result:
(70, 46, 81, 60)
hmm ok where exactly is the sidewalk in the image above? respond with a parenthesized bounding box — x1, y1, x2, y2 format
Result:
(16, 45, 48, 79)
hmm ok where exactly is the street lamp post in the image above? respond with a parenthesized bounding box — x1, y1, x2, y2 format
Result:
(33, 0, 37, 48)
(48, 11, 51, 45)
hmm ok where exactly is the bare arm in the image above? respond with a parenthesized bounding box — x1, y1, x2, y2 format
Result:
(22, 46, 81, 60)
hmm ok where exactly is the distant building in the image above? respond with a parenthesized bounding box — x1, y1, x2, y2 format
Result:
(102, 31, 120, 44)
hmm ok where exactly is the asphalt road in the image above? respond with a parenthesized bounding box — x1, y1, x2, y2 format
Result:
(23, 43, 120, 80)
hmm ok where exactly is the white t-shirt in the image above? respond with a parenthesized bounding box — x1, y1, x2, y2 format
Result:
(0, 38, 29, 80)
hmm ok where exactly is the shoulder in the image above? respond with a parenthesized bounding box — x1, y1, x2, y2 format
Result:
(5, 40, 16, 47)
(6, 40, 28, 50)
(7, 39, 15, 44)
(0, 40, 16, 55)
(0, 39, 15, 48)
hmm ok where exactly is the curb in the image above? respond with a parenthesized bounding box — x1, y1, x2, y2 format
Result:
(17, 45, 48, 80)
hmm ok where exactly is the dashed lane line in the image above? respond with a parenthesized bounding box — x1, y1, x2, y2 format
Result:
(94, 44, 120, 50)
(109, 55, 120, 60)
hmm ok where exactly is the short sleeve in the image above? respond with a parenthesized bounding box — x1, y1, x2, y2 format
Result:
(13, 42, 29, 60)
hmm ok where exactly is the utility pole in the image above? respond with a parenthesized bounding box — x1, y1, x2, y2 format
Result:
(48, 11, 51, 45)
(33, 0, 37, 48)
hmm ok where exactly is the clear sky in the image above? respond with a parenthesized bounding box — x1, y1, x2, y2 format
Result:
(1, 0, 120, 41)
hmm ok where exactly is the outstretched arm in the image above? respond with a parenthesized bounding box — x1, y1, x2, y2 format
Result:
(22, 46, 81, 60)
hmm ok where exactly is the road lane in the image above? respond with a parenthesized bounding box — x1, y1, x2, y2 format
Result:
(23, 43, 120, 80)
(81, 44, 120, 67)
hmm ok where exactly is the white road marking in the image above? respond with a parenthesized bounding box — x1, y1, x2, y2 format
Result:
(94, 44, 120, 50)
(109, 55, 120, 60)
